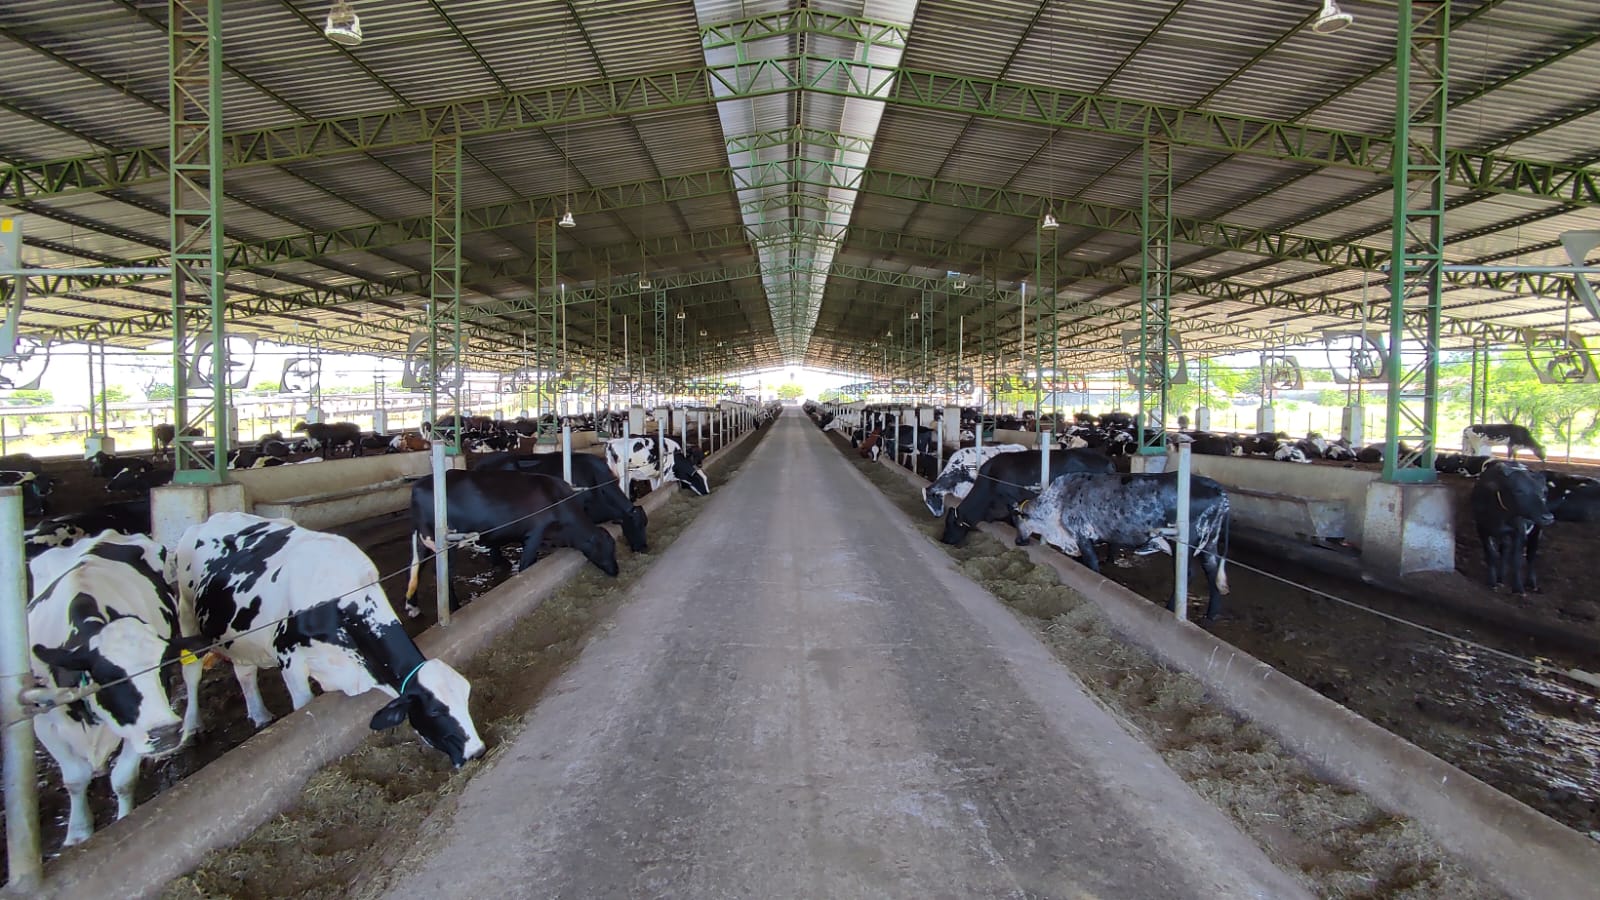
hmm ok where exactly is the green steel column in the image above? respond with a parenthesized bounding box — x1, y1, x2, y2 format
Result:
(168, 0, 228, 484)
(1137, 140, 1172, 455)
(1384, 0, 1449, 482)
(430, 136, 463, 454)
(652, 287, 667, 400)
(538, 219, 559, 418)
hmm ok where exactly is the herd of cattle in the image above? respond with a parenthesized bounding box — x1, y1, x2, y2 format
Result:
(807, 404, 1235, 621)
(15, 402, 780, 849)
(810, 402, 1600, 613)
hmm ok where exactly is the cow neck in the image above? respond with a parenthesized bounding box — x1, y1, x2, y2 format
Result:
(335, 602, 428, 693)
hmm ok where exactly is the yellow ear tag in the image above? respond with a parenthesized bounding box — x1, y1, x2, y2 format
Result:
(179, 649, 201, 666)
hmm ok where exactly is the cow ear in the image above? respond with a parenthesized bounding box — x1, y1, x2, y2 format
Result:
(369, 694, 412, 731)
(33, 644, 92, 673)
(173, 635, 211, 654)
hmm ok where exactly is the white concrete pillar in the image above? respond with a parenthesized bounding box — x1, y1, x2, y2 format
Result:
(1256, 405, 1275, 434)
(83, 435, 116, 457)
(305, 405, 324, 425)
(1363, 483, 1455, 578)
(1342, 404, 1364, 445)
(151, 482, 248, 549)
(373, 409, 389, 434)
(629, 404, 646, 436)
(1194, 406, 1211, 432)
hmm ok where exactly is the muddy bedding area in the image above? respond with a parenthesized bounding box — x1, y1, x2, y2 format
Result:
(156, 427, 768, 899)
(837, 437, 1506, 899)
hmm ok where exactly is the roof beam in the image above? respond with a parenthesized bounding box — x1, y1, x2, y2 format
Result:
(5, 59, 1594, 207)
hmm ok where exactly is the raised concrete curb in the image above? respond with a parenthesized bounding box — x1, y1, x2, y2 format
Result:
(871, 452, 1600, 900)
(23, 426, 757, 900)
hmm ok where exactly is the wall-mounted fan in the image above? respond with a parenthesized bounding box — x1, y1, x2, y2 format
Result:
(279, 357, 321, 394)
(1121, 328, 1188, 387)
(0, 336, 49, 391)
(1262, 353, 1304, 391)
(1524, 329, 1598, 385)
(1560, 229, 1600, 321)
(186, 335, 256, 389)
(400, 330, 464, 392)
(1322, 330, 1390, 384)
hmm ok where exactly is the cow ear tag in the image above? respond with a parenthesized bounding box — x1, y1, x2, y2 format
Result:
(179, 649, 201, 666)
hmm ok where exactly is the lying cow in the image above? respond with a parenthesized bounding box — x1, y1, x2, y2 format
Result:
(604, 437, 710, 497)
(472, 450, 649, 552)
(1469, 462, 1553, 594)
(30, 532, 205, 845)
(106, 466, 174, 495)
(173, 513, 484, 767)
(1, 469, 55, 516)
(922, 444, 1029, 516)
(25, 501, 150, 558)
(1462, 423, 1545, 461)
(940, 449, 1117, 546)
(405, 469, 620, 616)
(88, 451, 152, 480)
(1014, 473, 1232, 620)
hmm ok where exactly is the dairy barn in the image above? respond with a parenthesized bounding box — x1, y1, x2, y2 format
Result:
(0, 1, 1598, 897)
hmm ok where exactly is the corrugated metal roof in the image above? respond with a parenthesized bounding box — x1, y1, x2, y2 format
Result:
(0, 0, 1595, 375)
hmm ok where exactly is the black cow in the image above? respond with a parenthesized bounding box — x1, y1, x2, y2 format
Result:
(88, 451, 152, 480)
(1433, 453, 1492, 477)
(152, 423, 203, 461)
(0, 469, 54, 516)
(25, 500, 151, 558)
(940, 449, 1117, 546)
(106, 467, 174, 495)
(1470, 462, 1553, 594)
(1015, 472, 1232, 620)
(1542, 471, 1600, 522)
(472, 450, 649, 552)
(405, 469, 619, 616)
(1463, 423, 1545, 461)
(0, 452, 42, 473)
(294, 421, 363, 457)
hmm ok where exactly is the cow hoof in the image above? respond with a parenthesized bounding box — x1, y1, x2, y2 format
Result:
(404, 603, 421, 619)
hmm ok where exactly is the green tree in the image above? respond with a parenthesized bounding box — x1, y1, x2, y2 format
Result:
(817, 388, 855, 404)
(93, 385, 130, 406)
(145, 382, 175, 401)
(4, 389, 53, 406)
(777, 382, 805, 401)
(252, 380, 281, 394)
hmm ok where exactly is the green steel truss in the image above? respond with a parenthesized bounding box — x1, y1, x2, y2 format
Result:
(1136, 141, 1173, 454)
(5, 59, 1595, 209)
(701, 9, 908, 52)
(1384, 1, 1450, 483)
(428, 136, 463, 451)
(167, 0, 228, 484)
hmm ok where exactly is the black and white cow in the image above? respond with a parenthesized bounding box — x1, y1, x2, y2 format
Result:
(1015, 472, 1232, 620)
(24, 501, 150, 558)
(1, 469, 55, 516)
(939, 449, 1117, 545)
(88, 451, 152, 480)
(604, 436, 710, 496)
(405, 469, 620, 616)
(1462, 423, 1546, 461)
(922, 444, 1029, 516)
(106, 466, 174, 495)
(293, 421, 363, 457)
(172, 513, 485, 767)
(472, 450, 650, 553)
(1469, 462, 1554, 594)
(29, 532, 205, 845)
(1433, 453, 1493, 477)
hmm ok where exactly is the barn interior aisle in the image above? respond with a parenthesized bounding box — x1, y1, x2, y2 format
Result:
(382, 409, 1307, 899)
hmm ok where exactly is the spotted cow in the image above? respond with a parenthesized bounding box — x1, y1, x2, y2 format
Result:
(921, 444, 1029, 516)
(28, 532, 205, 845)
(172, 512, 485, 767)
(604, 436, 710, 496)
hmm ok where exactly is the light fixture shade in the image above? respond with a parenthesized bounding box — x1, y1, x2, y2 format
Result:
(1313, 0, 1353, 33)
(324, 1, 363, 46)
(558, 209, 577, 228)
(639, 279, 653, 290)
(1041, 212, 1060, 230)
(676, 310, 686, 320)
(699, 329, 708, 336)
(909, 311, 920, 320)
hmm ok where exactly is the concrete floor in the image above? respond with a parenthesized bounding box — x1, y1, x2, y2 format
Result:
(384, 411, 1308, 900)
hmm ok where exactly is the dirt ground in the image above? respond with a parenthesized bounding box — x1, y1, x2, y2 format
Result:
(835, 436, 1509, 899)
(155, 426, 769, 900)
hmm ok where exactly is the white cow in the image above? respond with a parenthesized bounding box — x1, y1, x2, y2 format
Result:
(171, 512, 485, 767)
(921, 444, 1029, 516)
(29, 532, 203, 845)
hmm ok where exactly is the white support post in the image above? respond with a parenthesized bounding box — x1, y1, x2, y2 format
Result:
(621, 418, 632, 491)
(561, 423, 572, 484)
(934, 412, 944, 475)
(1173, 442, 1192, 621)
(430, 443, 451, 627)
(655, 407, 666, 472)
(680, 408, 688, 450)
(1039, 431, 1052, 491)
(1, 487, 41, 892)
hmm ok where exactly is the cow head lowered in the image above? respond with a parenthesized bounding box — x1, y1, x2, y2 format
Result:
(369, 659, 482, 767)
(671, 442, 710, 496)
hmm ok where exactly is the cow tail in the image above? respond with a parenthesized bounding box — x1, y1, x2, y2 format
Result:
(404, 531, 422, 615)
(1216, 501, 1231, 595)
